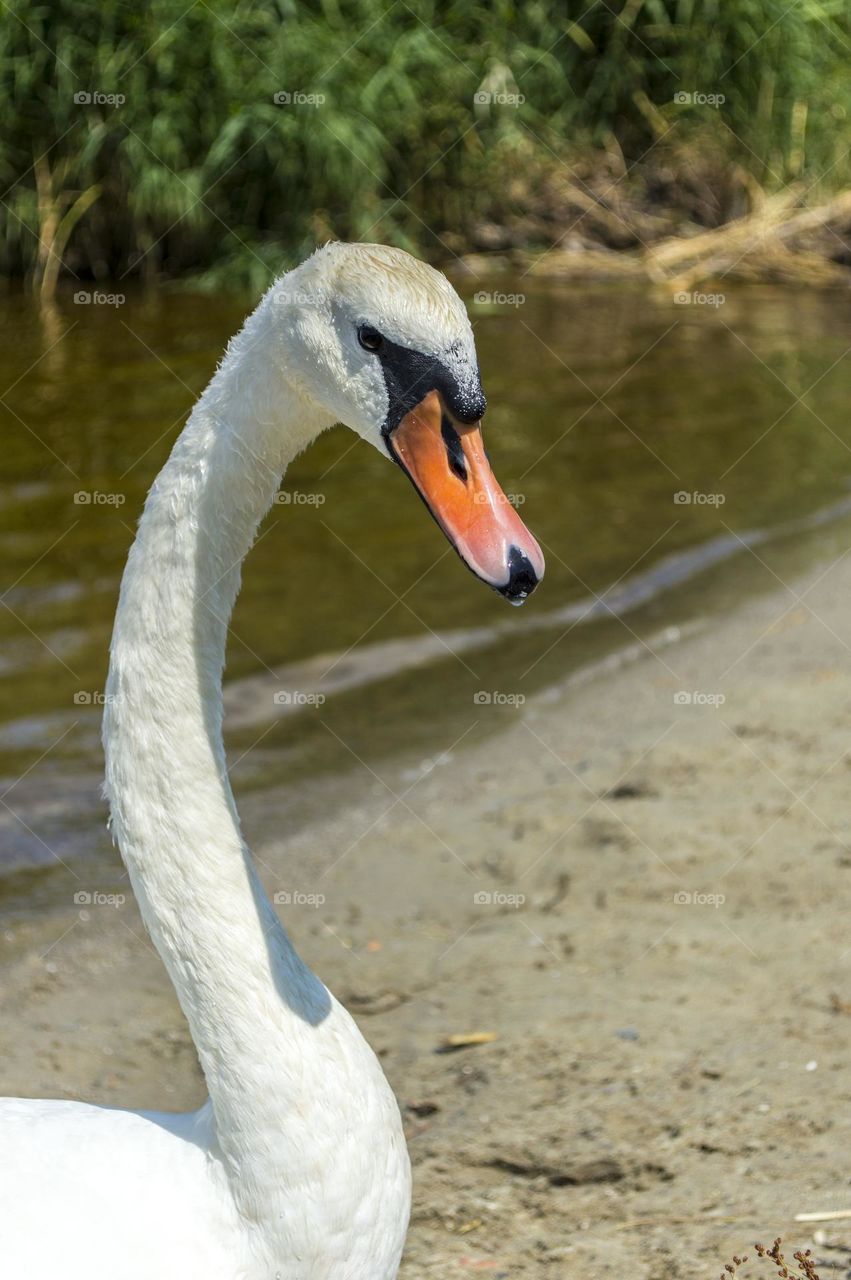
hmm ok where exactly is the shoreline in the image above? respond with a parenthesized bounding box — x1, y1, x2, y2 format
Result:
(2, 531, 851, 1274)
(454, 189, 851, 293)
(5, 487, 851, 904)
(10, 186, 851, 301)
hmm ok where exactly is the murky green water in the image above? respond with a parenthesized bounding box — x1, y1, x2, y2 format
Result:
(2, 279, 851, 909)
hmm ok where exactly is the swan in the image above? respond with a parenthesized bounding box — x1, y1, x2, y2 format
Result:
(0, 242, 544, 1280)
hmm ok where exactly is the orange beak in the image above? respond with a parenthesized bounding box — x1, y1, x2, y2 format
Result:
(387, 390, 544, 604)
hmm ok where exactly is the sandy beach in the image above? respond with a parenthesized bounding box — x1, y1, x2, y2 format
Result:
(2, 522, 851, 1279)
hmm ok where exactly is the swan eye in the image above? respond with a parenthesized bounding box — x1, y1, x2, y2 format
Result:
(358, 325, 384, 353)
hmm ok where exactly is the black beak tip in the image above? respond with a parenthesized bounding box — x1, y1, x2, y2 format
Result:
(497, 545, 541, 606)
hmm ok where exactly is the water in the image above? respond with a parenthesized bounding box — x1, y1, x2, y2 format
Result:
(2, 279, 851, 911)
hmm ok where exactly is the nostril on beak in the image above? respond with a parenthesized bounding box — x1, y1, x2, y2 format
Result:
(441, 416, 468, 482)
(499, 545, 540, 606)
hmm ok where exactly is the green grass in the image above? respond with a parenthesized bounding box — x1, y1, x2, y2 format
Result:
(2, 0, 850, 290)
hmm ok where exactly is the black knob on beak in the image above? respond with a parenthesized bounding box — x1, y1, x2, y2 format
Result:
(499, 545, 541, 606)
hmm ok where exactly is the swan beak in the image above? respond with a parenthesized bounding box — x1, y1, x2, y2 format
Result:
(387, 390, 545, 605)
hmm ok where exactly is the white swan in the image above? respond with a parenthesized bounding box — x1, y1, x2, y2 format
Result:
(0, 242, 544, 1280)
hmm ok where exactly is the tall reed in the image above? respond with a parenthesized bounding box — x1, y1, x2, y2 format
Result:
(2, 0, 849, 289)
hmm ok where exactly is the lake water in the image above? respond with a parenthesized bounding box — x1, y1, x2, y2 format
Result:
(2, 278, 851, 913)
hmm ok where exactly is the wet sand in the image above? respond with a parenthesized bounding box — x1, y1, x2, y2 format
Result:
(2, 541, 851, 1278)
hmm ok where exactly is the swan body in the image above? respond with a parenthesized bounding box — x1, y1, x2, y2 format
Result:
(0, 242, 543, 1279)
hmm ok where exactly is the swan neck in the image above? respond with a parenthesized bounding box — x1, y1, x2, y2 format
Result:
(103, 318, 334, 1176)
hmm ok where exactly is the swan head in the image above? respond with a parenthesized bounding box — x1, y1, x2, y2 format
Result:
(271, 241, 544, 605)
